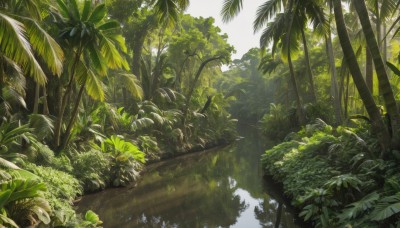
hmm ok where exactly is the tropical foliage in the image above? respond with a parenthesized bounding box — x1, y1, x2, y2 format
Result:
(0, 0, 238, 226)
(3, 0, 400, 226)
(262, 120, 400, 227)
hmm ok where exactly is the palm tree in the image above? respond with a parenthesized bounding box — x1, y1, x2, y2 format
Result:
(0, 0, 63, 85)
(226, 0, 307, 124)
(332, 0, 391, 154)
(352, 0, 400, 151)
(222, 0, 330, 124)
(0, 0, 64, 118)
(323, 2, 342, 125)
(52, 0, 130, 151)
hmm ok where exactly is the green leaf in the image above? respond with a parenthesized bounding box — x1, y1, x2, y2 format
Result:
(88, 4, 107, 24)
(0, 214, 18, 228)
(0, 190, 12, 208)
(370, 194, 400, 221)
(97, 20, 120, 31)
(85, 69, 105, 101)
(32, 205, 51, 224)
(55, 0, 71, 19)
(85, 210, 102, 225)
(386, 61, 400, 76)
(81, 0, 92, 21)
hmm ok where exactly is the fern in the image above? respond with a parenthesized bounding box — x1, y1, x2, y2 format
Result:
(339, 191, 380, 221)
(370, 193, 400, 221)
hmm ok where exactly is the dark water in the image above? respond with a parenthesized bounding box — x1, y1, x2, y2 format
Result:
(77, 126, 300, 228)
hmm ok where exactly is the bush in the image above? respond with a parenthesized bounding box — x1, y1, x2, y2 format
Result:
(260, 103, 295, 140)
(24, 163, 82, 227)
(72, 150, 111, 192)
(262, 122, 400, 227)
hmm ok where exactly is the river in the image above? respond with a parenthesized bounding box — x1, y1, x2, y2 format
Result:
(77, 125, 301, 227)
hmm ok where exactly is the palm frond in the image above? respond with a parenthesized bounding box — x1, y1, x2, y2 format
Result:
(0, 13, 47, 84)
(21, 17, 64, 76)
(221, 0, 243, 22)
(99, 36, 129, 70)
(116, 73, 143, 100)
(153, 0, 188, 23)
(254, 0, 283, 32)
(85, 69, 105, 101)
(28, 114, 54, 140)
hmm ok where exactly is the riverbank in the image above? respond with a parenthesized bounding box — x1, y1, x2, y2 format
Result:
(261, 120, 400, 227)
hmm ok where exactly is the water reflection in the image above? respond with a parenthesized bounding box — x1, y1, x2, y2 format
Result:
(77, 126, 300, 228)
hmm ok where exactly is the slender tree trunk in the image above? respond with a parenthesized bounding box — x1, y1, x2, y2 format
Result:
(33, 83, 40, 114)
(353, 0, 400, 152)
(383, 23, 387, 62)
(60, 80, 86, 151)
(54, 48, 82, 149)
(326, 33, 342, 125)
(122, 88, 127, 106)
(339, 57, 347, 115)
(366, 47, 373, 93)
(286, 0, 306, 125)
(375, 1, 381, 50)
(344, 71, 350, 119)
(42, 85, 49, 115)
(333, 0, 390, 153)
(301, 29, 317, 102)
(132, 33, 146, 81)
(275, 202, 283, 228)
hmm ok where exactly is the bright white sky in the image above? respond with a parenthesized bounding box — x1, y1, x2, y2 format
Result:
(186, 0, 265, 60)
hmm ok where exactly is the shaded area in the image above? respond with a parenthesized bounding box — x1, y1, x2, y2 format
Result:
(77, 125, 300, 227)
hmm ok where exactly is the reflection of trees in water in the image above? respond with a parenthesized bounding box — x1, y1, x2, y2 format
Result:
(78, 144, 249, 227)
(130, 146, 249, 227)
(78, 126, 298, 227)
(254, 198, 280, 228)
(254, 198, 299, 228)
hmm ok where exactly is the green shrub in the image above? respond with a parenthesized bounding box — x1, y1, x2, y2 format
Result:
(101, 136, 145, 187)
(262, 123, 400, 227)
(0, 178, 50, 227)
(260, 103, 294, 140)
(24, 163, 82, 226)
(72, 150, 111, 192)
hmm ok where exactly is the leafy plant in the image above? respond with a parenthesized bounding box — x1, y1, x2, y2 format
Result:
(72, 150, 111, 192)
(24, 163, 82, 226)
(101, 135, 145, 186)
(0, 178, 50, 227)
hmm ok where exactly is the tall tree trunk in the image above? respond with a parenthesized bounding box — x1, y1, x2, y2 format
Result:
(122, 87, 127, 106)
(60, 81, 86, 151)
(33, 83, 40, 114)
(42, 85, 49, 115)
(339, 57, 347, 116)
(383, 23, 387, 62)
(326, 33, 342, 125)
(286, 0, 306, 125)
(353, 0, 400, 151)
(333, 0, 390, 153)
(54, 48, 82, 149)
(366, 47, 373, 93)
(344, 71, 350, 119)
(132, 33, 146, 81)
(301, 29, 317, 102)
